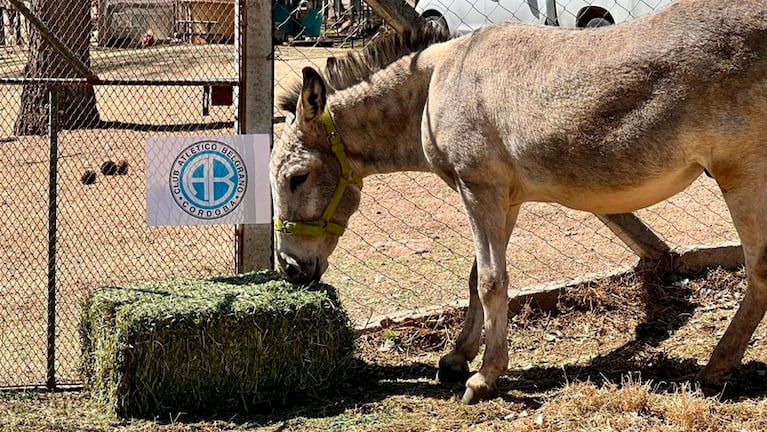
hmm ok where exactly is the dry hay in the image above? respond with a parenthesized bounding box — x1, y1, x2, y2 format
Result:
(79, 271, 356, 417)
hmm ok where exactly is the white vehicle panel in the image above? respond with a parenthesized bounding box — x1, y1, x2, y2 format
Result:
(415, 0, 677, 34)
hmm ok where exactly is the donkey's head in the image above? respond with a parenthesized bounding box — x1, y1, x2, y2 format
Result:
(270, 67, 363, 283)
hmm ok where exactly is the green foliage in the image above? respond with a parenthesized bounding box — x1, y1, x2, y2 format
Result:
(382, 330, 401, 344)
(80, 271, 356, 417)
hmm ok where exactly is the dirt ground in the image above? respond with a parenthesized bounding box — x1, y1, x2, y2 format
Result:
(2, 267, 767, 431)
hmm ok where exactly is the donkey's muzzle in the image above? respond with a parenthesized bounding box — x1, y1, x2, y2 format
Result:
(277, 252, 320, 284)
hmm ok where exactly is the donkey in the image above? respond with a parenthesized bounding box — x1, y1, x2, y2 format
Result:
(271, 0, 767, 404)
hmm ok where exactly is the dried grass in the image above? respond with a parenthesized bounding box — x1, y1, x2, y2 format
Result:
(4, 266, 767, 431)
(80, 271, 356, 417)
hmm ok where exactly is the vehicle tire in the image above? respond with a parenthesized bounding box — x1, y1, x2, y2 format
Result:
(423, 14, 449, 34)
(585, 17, 612, 27)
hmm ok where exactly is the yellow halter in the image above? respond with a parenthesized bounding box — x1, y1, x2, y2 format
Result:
(273, 107, 363, 237)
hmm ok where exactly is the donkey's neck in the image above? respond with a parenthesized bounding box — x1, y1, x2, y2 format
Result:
(328, 56, 432, 177)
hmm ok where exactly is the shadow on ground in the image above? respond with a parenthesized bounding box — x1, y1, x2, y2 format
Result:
(170, 272, 767, 426)
(501, 272, 767, 401)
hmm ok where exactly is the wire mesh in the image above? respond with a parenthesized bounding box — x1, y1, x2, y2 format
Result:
(1, 0, 238, 387)
(272, 0, 737, 328)
(0, 0, 741, 388)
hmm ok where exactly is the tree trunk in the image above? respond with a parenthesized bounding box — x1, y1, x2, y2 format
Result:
(14, 0, 100, 136)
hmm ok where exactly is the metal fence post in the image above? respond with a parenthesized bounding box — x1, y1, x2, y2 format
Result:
(46, 86, 59, 390)
(236, 0, 274, 273)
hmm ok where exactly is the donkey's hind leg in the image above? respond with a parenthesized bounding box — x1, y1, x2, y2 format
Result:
(438, 259, 482, 383)
(698, 183, 767, 393)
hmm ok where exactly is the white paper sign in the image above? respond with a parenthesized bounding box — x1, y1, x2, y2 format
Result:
(146, 135, 271, 226)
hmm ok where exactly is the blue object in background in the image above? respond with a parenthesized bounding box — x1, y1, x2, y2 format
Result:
(298, 8, 322, 37)
(274, 4, 321, 39)
(273, 3, 294, 39)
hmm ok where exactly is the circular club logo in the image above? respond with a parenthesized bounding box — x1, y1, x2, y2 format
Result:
(169, 140, 247, 219)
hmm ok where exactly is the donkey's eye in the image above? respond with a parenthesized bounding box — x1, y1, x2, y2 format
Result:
(290, 173, 309, 192)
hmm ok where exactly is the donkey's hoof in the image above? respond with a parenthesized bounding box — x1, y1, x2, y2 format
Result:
(461, 381, 500, 405)
(462, 374, 500, 405)
(696, 371, 725, 397)
(437, 355, 471, 384)
(696, 361, 737, 397)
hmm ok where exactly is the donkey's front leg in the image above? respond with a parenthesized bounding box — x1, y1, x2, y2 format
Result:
(438, 259, 481, 384)
(462, 262, 509, 405)
(459, 184, 519, 404)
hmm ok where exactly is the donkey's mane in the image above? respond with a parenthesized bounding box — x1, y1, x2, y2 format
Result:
(278, 25, 450, 113)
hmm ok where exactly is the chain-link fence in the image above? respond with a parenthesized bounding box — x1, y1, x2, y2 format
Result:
(0, 0, 740, 389)
(1, 0, 239, 388)
(272, 0, 738, 327)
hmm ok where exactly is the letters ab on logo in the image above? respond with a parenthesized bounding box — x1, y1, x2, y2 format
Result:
(170, 140, 248, 220)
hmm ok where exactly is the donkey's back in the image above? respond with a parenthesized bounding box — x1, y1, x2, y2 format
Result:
(422, 0, 767, 213)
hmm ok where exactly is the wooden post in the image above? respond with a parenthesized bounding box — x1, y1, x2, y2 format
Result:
(0, 6, 6, 46)
(235, 0, 273, 273)
(363, 0, 422, 33)
(595, 213, 669, 261)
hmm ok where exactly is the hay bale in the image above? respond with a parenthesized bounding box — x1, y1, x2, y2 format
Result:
(80, 271, 356, 417)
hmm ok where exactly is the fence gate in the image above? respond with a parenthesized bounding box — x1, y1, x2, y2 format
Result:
(0, 0, 244, 388)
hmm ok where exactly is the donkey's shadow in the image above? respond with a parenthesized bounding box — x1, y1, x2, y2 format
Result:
(193, 273, 767, 426)
(499, 273, 767, 401)
(359, 272, 767, 405)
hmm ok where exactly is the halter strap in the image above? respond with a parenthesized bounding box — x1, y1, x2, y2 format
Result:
(273, 107, 363, 237)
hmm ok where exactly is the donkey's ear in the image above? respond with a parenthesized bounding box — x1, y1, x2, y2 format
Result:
(299, 67, 326, 122)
